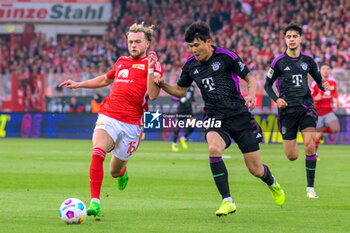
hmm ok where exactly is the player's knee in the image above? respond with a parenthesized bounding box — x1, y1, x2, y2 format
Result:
(332, 126, 340, 133)
(286, 153, 298, 161)
(208, 144, 222, 157)
(93, 142, 108, 152)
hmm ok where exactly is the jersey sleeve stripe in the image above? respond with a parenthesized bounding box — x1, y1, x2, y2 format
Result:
(184, 55, 195, 63)
(301, 51, 313, 58)
(216, 47, 238, 60)
(155, 61, 161, 71)
(275, 78, 280, 94)
(142, 91, 148, 105)
(231, 72, 245, 100)
(271, 53, 285, 68)
(182, 55, 195, 68)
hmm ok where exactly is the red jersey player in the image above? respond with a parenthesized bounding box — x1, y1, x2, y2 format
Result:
(311, 63, 340, 154)
(59, 22, 163, 217)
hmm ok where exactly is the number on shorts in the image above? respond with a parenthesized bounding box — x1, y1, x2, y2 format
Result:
(127, 141, 137, 157)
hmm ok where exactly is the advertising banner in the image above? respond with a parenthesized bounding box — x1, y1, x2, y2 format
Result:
(1, 112, 349, 145)
(0, 0, 111, 23)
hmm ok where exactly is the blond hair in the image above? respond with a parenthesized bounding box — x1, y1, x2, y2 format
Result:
(127, 22, 154, 42)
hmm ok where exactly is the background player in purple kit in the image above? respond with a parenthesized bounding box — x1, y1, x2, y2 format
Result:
(264, 24, 330, 199)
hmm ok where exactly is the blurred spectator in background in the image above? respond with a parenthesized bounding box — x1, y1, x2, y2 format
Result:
(91, 93, 103, 113)
(1, 0, 349, 103)
(1, 0, 348, 76)
(69, 96, 85, 112)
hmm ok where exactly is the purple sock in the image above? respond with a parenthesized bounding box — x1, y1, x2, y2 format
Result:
(209, 157, 222, 163)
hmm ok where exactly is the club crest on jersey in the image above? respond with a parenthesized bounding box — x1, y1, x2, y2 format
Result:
(117, 69, 129, 78)
(211, 62, 220, 71)
(132, 64, 145, 70)
(301, 62, 308, 70)
(281, 126, 287, 135)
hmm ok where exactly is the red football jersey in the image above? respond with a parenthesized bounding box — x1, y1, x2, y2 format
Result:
(99, 56, 163, 125)
(311, 77, 338, 116)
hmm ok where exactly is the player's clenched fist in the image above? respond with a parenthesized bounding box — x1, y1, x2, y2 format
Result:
(276, 98, 288, 109)
(59, 80, 80, 89)
(148, 51, 158, 68)
(321, 79, 330, 91)
(244, 95, 255, 111)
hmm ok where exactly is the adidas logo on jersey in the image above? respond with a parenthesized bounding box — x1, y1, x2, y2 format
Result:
(193, 69, 199, 74)
(256, 133, 262, 139)
(284, 66, 290, 71)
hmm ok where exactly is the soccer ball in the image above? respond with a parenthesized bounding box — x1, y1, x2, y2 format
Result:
(59, 198, 87, 224)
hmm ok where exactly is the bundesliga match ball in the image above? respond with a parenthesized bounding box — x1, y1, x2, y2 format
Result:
(59, 198, 87, 224)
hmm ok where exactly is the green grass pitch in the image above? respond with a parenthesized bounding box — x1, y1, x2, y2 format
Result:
(0, 138, 349, 233)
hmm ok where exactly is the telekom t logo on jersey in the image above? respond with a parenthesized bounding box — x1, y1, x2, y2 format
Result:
(202, 77, 215, 91)
(292, 74, 302, 87)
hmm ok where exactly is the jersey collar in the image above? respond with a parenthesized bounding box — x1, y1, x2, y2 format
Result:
(284, 51, 301, 61)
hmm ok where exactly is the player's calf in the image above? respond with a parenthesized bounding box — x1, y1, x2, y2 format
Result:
(304, 141, 316, 156)
(315, 139, 320, 156)
(247, 164, 264, 178)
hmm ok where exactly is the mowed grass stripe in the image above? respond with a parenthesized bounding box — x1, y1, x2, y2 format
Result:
(0, 138, 349, 233)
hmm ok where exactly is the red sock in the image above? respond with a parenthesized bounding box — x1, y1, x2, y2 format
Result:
(322, 126, 332, 134)
(112, 166, 127, 178)
(89, 147, 106, 200)
(315, 137, 320, 152)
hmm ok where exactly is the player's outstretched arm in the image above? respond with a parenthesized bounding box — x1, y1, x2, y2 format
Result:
(59, 75, 113, 89)
(157, 78, 189, 98)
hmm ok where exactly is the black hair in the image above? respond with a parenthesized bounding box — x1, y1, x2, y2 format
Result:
(94, 93, 103, 103)
(185, 22, 211, 43)
(320, 62, 332, 69)
(283, 23, 303, 36)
